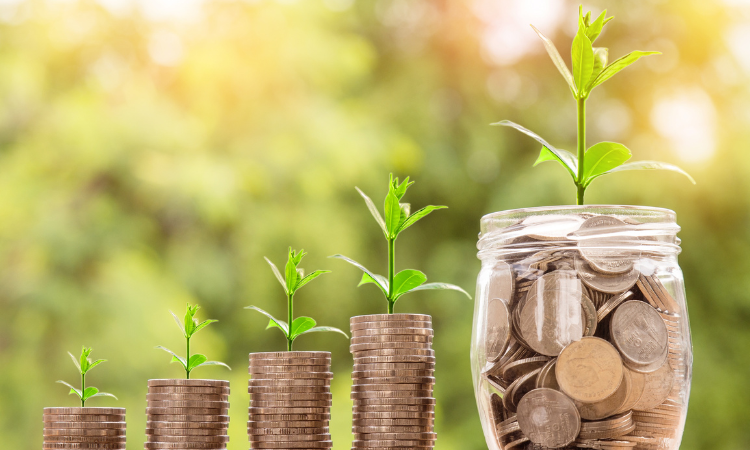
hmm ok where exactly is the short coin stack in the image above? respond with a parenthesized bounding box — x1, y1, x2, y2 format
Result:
(350, 314, 436, 450)
(145, 379, 230, 450)
(43, 407, 126, 450)
(248, 351, 333, 450)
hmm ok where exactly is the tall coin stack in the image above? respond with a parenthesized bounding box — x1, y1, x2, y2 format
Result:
(43, 407, 126, 450)
(145, 379, 230, 450)
(248, 351, 334, 450)
(350, 314, 436, 450)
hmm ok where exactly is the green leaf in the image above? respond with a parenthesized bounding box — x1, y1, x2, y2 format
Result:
(245, 305, 289, 338)
(355, 187, 387, 236)
(533, 147, 579, 180)
(390, 174, 413, 200)
(155, 346, 187, 370)
(68, 352, 81, 373)
(591, 47, 608, 82)
(572, 27, 594, 95)
(170, 311, 185, 337)
(384, 190, 402, 238)
(531, 25, 577, 95)
(264, 257, 288, 294)
(492, 121, 578, 178)
(290, 317, 317, 339)
(581, 142, 632, 186)
(192, 319, 217, 336)
(85, 359, 107, 375)
(187, 354, 208, 371)
(285, 248, 301, 294)
(391, 269, 427, 299)
(88, 392, 118, 401)
(406, 282, 472, 299)
(397, 205, 447, 235)
(358, 272, 389, 297)
(294, 270, 330, 293)
(82, 387, 99, 401)
(297, 326, 349, 339)
(398, 203, 410, 229)
(330, 255, 389, 295)
(598, 160, 696, 184)
(199, 361, 231, 370)
(184, 305, 197, 337)
(79, 347, 91, 374)
(56, 380, 82, 399)
(589, 51, 661, 90)
(586, 10, 609, 43)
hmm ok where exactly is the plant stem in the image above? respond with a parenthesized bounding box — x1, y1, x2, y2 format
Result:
(186, 336, 190, 379)
(387, 238, 395, 314)
(81, 372, 85, 407)
(576, 96, 587, 205)
(287, 293, 294, 351)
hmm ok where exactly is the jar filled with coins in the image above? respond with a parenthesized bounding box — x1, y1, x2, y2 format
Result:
(470, 206, 692, 450)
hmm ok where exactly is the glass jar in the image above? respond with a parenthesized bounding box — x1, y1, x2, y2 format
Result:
(470, 206, 692, 450)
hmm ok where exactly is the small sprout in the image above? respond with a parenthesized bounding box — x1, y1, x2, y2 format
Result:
(331, 174, 471, 314)
(156, 303, 231, 379)
(247, 248, 348, 351)
(493, 6, 694, 205)
(56, 347, 117, 407)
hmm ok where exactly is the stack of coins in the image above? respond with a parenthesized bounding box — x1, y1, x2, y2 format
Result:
(248, 351, 333, 450)
(350, 314, 436, 450)
(145, 379, 230, 450)
(43, 407, 126, 450)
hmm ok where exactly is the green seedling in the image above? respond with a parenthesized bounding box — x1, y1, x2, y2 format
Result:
(247, 248, 348, 352)
(57, 347, 117, 407)
(331, 174, 471, 314)
(493, 6, 694, 205)
(156, 303, 231, 379)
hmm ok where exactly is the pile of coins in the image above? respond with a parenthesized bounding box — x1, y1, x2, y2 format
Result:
(43, 407, 126, 450)
(478, 215, 689, 450)
(248, 351, 333, 449)
(145, 379, 230, 450)
(350, 314, 436, 450)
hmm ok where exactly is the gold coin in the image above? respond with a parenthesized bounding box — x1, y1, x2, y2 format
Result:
(353, 376, 436, 385)
(147, 379, 229, 388)
(557, 337, 624, 403)
(575, 367, 632, 420)
(148, 386, 229, 395)
(43, 414, 124, 422)
(247, 413, 330, 421)
(249, 379, 330, 388)
(352, 328, 434, 338)
(146, 428, 227, 436)
(353, 411, 434, 419)
(351, 335, 433, 345)
(250, 392, 331, 400)
(146, 407, 228, 415)
(351, 314, 431, 323)
(352, 370, 434, 378)
(43, 408, 125, 416)
(146, 393, 229, 402)
(43, 428, 125, 436)
(43, 422, 126, 429)
(353, 363, 435, 371)
(147, 400, 229, 408)
(143, 414, 229, 422)
(250, 400, 332, 408)
(352, 418, 433, 427)
(354, 355, 435, 364)
(145, 435, 229, 443)
(350, 342, 433, 352)
(352, 383, 433, 392)
(353, 405, 435, 413)
(146, 421, 228, 429)
(632, 362, 675, 411)
(43, 444, 125, 450)
(250, 441, 332, 449)
(350, 321, 432, 331)
(351, 440, 433, 449)
(249, 365, 330, 373)
(351, 349, 434, 358)
(353, 397, 435, 406)
(250, 351, 330, 360)
(249, 372, 333, 380)
(143, 443, 229, 449)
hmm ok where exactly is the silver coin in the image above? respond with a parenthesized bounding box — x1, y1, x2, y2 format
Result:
(576, 258, 639, 294)
(516, 388, 580, 447)
(610, 300, 669, 372)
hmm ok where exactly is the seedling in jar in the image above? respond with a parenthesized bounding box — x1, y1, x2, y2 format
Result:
(331, 174, 471, 313)
(493, 6, 694, 205)
(57, 347, 117, 407)
(247, 248, 348, 351)
(156, 303, 231, 379)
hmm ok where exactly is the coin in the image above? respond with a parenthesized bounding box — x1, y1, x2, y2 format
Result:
(249, 372, 334, 380)
(148, 386, 230, 394)
(43, 422, 127, 429)
(249, 407, 330, 415)
(632, 362, 674, 411)
(146, 421, 227, 429)
(146, 393, 229, 401)
(142, 414, 229, 422)
(354, 396, 436, 405)
(43, 428, 125, 436)
(249, 427, 328, 436)
(146, 428, 228, 436)
(43, 444, 126, 449)
(516, 388, 580, 447)
(351, 349, 434, 358)
(575, 366, 631, 420)
(350, 321, 432, 331)
(610, 301, 669, 373)
(249, 358, 331, 367)
(350, 342, 433, 352)
(351, 390, 433, 399)
(43, 408, 125, 416)
(519, 287, 583, 356)
(536, 358, 560, 390)
(501, 356, 550, 382)
(351, 314, 431, 323)
(597, 290, 634, 322)
(354, 355, 435, 364)
(575, 216, 639, 274)
(148, 379, 229, 387)
(143, 443, 229, 449)
(556, 337, 624, 403)
(352, 405, 435, 413)
(249, 379, 331, 387)
(146, 407, 229, 415)
(486, 266, 513, 362)
(250, 351, 331, 359)
(249, 365, 331, 373)
(615, 369, 646, 414)
(147, 400, 229, 408)
(43, 414, 125, 422)
(504, 368, 541, 413)
(251, 442, 333, 449)
(353, 363, 435, 372)
(575, 258, 639, 294)
(247, 412, 330, 420)
(248, 386, 330, 395)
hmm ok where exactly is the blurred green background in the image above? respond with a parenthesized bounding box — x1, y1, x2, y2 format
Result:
(0, 0, 746, 449)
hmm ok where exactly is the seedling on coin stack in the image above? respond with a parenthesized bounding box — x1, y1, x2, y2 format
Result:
(471, 7, 694, 450)
(332, 174, 470, 450)
(146, 304, 231, 450)
(245, 248, 346, 450)
(44, 347, 126, 449)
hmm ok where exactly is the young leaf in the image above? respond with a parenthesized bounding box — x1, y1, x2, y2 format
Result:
(170, 311, 185, 336)
(591, 47, 608, 82)
(294, 270, 330, 292)
(285, 248, 300, 294)
(183, 306, 197, 337)
(396, 205, 447, 235)
(586, 9, 609, 43)
(391, 269, 427, 298)
(56, 380, 82, 399)
(245, 306, 289, 337)
(289, 316, 317, 339)
(581, 142, 632, 186)
(265, 257, 288, 294)
(492, 121, 579, 177)
(533, 146, 579, 180)
(390, 174, 413, 200)
(187, 354, 208, 371)
(356, 187, 387, 235)
(358, 273, 389, 296)
(384, 190, 402, 238)
(88, 392, 118, 400)
(192, 319, 218, 337)
(598, 160, 696, 184)
(406, 282, 472, 299)
(82, 387, 99, 401)
(198, 361, 232, 370)
(589, 51, 661, 90)
(572, 28, 594, 94)
(297, 326, 349, 339)
(398, 203, 410, 229)
(329, 255, 389, 294)
(85, 359, 107, 375)
(79, 347, 91, 374)
(155, 346, 188, 370)
(68, 352, 81, 373)
(531, 25, 577, 95)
